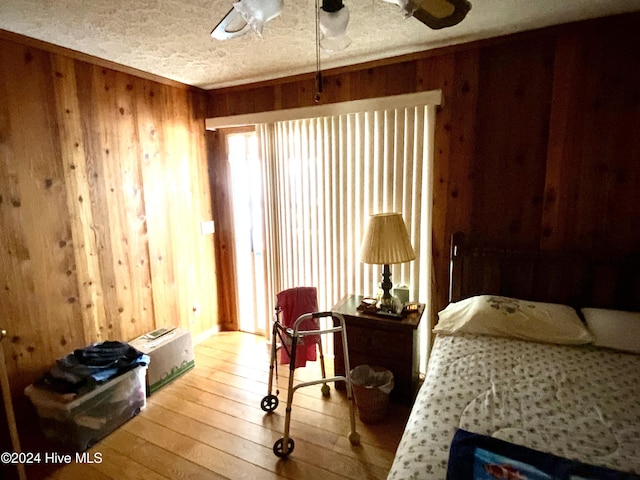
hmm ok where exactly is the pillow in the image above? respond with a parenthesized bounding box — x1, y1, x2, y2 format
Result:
(447, 429, 640, 480)
(581, 308, 640, 354)
(434, 295, 593, 345)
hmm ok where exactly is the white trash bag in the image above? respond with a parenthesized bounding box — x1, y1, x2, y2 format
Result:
(351, 365, 394, 393)
(350, 365, 394, 424)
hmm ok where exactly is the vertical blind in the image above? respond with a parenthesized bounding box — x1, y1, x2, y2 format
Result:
(258, 104, 436, 370)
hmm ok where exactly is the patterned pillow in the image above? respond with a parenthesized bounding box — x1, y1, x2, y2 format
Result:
(582, 308, 640, 353)
(434, 295, 593, 345)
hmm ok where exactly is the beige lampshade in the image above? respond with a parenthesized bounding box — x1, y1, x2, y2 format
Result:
(360, 213, 416, 265)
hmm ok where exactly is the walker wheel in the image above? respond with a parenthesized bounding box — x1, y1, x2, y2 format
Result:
(321, 383, 330, 397)
(273, 437, 295, 458)
(260, 394, 279, 412)
(349, 431, 361, 446)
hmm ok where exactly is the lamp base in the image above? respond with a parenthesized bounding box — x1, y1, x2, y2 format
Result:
(376, 263, 402, 314)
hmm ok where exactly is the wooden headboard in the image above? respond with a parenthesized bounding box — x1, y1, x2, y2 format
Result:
(449, 232, 640, 311)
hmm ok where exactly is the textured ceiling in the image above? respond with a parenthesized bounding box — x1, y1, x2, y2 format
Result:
(1, 0, 639, 90)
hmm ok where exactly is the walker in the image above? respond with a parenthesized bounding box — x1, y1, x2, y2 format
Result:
(261, 309, 360, 458)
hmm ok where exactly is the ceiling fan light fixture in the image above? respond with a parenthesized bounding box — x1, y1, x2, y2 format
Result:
(232, 0, 283, 37)
(319, 1, 350, 52)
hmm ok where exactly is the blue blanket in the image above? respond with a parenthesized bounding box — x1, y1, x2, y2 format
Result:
(447, 429, 640, 480)
(42, 341, 149, 395)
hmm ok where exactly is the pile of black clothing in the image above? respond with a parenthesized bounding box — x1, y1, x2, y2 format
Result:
(39, 341, 150, 396)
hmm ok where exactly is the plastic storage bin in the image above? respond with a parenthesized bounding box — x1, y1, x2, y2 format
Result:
(350, 365, 394, 424)
(25, 365, 147, 451)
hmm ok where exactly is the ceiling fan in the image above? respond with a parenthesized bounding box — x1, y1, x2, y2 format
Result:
(211, 0, 472, 51)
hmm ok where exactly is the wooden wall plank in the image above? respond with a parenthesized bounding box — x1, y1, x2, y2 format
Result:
(50, 55, 107, 346)
(160, 86, 206, 332)
(111, 70, 155, 341)
(135, 78, 175, 328)
(83, 65, 149, 341)
(417, 53, 456, 319)
(437, 48, 479, 313)
(186, 90, 218, 338)
(280, 77, 318, 110)
(540, 31, 583, 251)
(73, 62, 123, 340)
(569, 25, 640, 253)
(543, 18, 640, 253)
(471, 37, 554, 248)
(206, 130, 238, 331)
(0, 41, 82, 389)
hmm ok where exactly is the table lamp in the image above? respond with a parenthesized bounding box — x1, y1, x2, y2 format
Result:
(360, 213, 416, 313)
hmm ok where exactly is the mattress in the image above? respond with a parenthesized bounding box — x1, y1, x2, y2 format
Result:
(387, 333, 640, 479)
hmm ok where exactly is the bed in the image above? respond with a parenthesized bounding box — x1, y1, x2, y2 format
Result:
(388, 232, 640, 480)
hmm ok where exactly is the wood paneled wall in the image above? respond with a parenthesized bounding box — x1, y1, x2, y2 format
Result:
(206, 12, 640, 323)
(0, 34, 217, 418)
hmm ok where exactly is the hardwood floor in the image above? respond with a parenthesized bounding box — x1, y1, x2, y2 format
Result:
(35, 332, 411, 480)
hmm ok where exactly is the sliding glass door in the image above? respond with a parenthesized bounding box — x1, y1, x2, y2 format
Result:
(217, 95, 438, 371)
(226, 130, 268, 335)
(258, 105, 436, 368)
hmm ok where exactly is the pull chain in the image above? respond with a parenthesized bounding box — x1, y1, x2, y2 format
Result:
(315, 0, 323, 103)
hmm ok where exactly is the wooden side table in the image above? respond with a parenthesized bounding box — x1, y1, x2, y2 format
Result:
(332, 294, 424, 405)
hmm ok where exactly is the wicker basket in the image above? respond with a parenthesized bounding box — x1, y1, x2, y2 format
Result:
(351, 365, 393, 424)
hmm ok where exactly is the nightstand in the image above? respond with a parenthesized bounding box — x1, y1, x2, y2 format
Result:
(332, 294, 424, 405)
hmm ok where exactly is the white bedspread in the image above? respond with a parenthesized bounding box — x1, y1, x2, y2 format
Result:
(388, 333, 640, 479)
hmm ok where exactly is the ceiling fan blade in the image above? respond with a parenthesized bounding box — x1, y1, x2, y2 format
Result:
(412, 0, 471, 29)
(382, 0, 418, 17)
(211, 0, 283, 40)
(211, 7, 251, 40)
